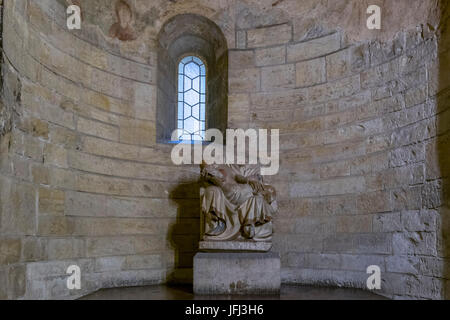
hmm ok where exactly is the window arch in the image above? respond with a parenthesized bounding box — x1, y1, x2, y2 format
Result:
(177, 56, 207, 141)
(156, 14, 228, 144)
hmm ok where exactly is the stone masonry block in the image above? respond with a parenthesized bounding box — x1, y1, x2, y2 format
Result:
(194, 252, 280, 295)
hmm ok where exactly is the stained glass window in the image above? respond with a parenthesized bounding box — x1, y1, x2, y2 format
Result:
(177, 56, 206, 141)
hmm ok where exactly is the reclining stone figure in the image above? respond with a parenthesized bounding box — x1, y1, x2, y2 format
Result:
(200, 163, 277, 242)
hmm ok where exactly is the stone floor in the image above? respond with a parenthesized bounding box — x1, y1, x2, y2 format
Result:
(80, 285, 388, 300)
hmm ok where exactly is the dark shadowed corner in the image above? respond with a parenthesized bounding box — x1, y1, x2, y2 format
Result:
(167, 180, 201, 286)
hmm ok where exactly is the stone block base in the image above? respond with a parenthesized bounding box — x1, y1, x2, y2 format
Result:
(199, 241, 272, 252)
(193, 252, 280, 295)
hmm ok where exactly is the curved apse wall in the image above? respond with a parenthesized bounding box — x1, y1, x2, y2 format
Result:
(1, 0, 201, 299)
(0, 0, 448, 299)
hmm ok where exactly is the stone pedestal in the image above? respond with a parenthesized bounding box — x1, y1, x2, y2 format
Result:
(199, 241, 272, 252)
(193, 252, 281, 295)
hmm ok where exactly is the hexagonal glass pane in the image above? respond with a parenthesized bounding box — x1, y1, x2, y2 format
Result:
(184, 77, 192, 91)
(184, 117, 200, 134)
(192, 104, 200, 119)
(192, 77, 200, 92)
(183, 103, 191, 119)
(184, 89, 199, 106)
(185, 62, 200, 79)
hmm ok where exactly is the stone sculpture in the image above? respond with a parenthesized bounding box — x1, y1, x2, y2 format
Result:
(199, 163, 277, 250)
(195, 163, 281, 293)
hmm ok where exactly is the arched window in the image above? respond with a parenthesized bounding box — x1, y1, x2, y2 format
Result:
(156, 14, 228, 144)
(177, 56, 207, 141)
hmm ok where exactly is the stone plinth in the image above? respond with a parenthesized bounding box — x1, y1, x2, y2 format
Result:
(199, 241, 272, 252)
(193, 252, 281, 295)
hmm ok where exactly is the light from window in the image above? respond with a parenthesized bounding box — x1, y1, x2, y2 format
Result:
(177, 56, 206, 141)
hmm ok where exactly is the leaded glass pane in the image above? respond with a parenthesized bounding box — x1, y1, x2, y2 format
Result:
(193, 56, 203, 65)
(178, 76, 184, 93)
(192, 77, 200, 92)
(200, 103, 206, 121)
(184, 89, 199, 106)
(181, 56, 192, 64)
(192, 105, 200, 119)
(185, 62, 200, 79)
(177, 56, 207, 142)
(178, 102, 184, 119)
(184, 77, 191, 90)
(183, 103, 191, 119)
(200, 76, 206, 92)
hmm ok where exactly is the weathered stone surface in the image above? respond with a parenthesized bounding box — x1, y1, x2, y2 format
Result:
(199, 241, 272, 252)
(287, 33, 341, 62)
(261, 64, 296, 91)
(325, 45, 369, 80)
(361, 59, 400, 89)
(292, 17, 330, 42)
(393, 232, 437, 256)
(47, 238, 85, 260)
(123, 254, 164, 270)
(336, 215, 372, 233)
(0, 238, 21, 265)
(255, 46, 286, 67)
(236, 30, 246, 49)
(21, 237, 47, 262)
(247, 24, 291, 48)
(86, 236, 167, 257)
(0, 0, 447, 301)
(7, 264, 26, 299)
(296, 58, 326, 87)
(251, 89, 307, 110)
(44, 144, 68, 168)
(373, 213, 402, 233)
(77, 117, 119, 141)
(229, 50, 254, 69)
(39, 188, 65, 216)
(0, 178, 36, 235)
(290, 176, 365, 198)
(307, 75, 360, 103)
(194, 252, 280, 295)
(0, 268, 7, 299)
(229, 68, 260, 93)
(228, 93, 251, 127)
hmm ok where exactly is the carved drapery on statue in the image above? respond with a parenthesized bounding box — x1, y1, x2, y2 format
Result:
(200, 164, 277, 244)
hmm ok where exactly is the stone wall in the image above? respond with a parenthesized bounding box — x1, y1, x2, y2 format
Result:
(0, 0, 449, 299)
(229, 1, 449, 299)
(437, 0, 450, 300)
(0, 0, 8, 137)
(0, 0, 200, 299)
